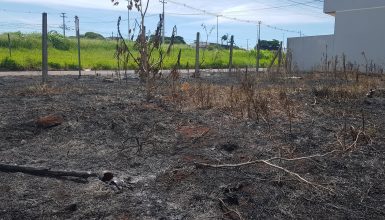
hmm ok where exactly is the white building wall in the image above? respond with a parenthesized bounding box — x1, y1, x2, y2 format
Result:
(324, 0, 385, 14)
(288, 0, 385, 72)
(287, 35, 334, 71)
(334, 7, 385, 70)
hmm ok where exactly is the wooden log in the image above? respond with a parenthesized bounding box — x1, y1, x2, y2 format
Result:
(0, 163, 98, 179)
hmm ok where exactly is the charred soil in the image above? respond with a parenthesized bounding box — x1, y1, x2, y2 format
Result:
(0, 72, 385, 219)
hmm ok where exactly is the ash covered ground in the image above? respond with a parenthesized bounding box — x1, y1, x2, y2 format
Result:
(0, 73, 385, 219)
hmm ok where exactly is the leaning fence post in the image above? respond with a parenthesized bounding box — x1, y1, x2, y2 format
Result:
(229, 35, 234, 73)
(42, 12, 48, 84)
(194, 32, 200, 77)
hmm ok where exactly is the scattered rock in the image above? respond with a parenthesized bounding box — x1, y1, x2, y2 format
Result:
(103, 78, 114, 83)
(220, 142, 239, 152)
(366, 88, 385, 98)
(100, 172, 114, 182)
(64, 203, 78, 212)
(35, 114, 64, 129)
(366, 89, 375, 98)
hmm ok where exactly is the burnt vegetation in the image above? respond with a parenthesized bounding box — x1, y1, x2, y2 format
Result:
(1, 66, 385, 219)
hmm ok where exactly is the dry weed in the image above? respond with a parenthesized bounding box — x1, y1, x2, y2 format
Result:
(17, 84, 63, 96)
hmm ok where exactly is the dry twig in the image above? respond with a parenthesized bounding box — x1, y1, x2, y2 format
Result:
(195, 150, 339, 192)
(218, 198, 244, 220)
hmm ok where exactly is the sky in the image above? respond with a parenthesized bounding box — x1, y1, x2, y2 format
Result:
(0, 0, 335, 49)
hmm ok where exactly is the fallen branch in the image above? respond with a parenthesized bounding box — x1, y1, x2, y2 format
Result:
(336, 129, 372, 152)
(195, 150, 339, 192)
(196, 150, 339, 168)
(262, 160, 331, 192)
(0, 163, 98, 179)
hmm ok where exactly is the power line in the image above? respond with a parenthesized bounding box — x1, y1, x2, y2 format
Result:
(284, 0, 322, 9)
(218, 0, 323, 14)
(166, 0, 303, 35)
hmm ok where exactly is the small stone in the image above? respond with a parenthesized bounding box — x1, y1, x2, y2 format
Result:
(35, 114, 64, 129)
(103, 78, 114, 83)
(221, 142, 239, 152)
(64, 203, 77, 212)
(366, 89, 375, 98)
(100, 172, 114, 182)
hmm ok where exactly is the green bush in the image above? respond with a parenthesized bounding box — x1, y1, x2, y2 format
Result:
(92, 63, 113, 70)
(0, 57, 23, 71)
(64, 63, 79, 70)
(48, 33, 70, 50)
(48, 62, 62, 70)
(24, 58, 41, 70)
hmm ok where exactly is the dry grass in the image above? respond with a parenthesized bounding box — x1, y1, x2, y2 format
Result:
(164, 73, 305, 124)
(16, 84, 64, 96)
(160, 71, 384, 141)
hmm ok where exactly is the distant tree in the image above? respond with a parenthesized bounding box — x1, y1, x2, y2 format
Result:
(172, 36, 186, 44)
(84, 32, 105, 39)
(257, 39, 280, 50)
(49, 30, 59, 35)
(221, 34, 228, 45)
(150, 35, 186, 44)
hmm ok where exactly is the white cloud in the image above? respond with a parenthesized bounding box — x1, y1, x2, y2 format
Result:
(1, 0, 330, 25)
(1, 0, 120, 11)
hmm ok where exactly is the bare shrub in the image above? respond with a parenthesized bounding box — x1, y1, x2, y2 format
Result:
(112, 0, 177, 101)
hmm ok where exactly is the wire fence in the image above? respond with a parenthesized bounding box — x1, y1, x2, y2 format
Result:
(0, 0, 324, 72)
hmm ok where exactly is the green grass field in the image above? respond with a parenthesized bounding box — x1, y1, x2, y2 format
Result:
(0, 32, 274, 71)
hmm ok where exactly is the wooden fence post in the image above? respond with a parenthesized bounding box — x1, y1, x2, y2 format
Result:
(256, 39, 260, 73)
(268, 42, 283, 73)
(42, 12, 48, 84)
(75, 16, 81, 79)
(229, 35, 234, 73)
(277, 41, 283, 74)
(285, 49, 292, 75)
(7, 33, 11, 57)
(194, 32, 200, 77)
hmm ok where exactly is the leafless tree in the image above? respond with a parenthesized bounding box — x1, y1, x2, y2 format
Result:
(112, 0, 177, 100)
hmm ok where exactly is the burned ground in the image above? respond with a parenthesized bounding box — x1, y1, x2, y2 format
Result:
(0, 73, 385, 219)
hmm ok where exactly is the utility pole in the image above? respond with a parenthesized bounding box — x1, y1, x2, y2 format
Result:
(246, 39, 249, 51)
(216, 15, 219, 46)
(60, 13, 67, 37)
(160, 0, 167, 44)
(256, 21, 261, 73)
